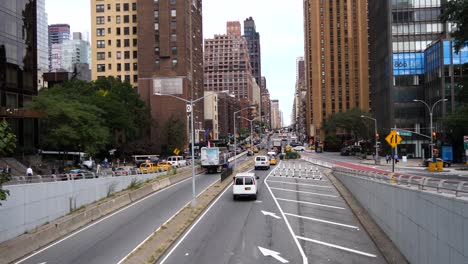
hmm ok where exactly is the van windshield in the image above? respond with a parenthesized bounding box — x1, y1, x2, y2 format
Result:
(244, 177, 254, 185)
(235, 178, 244, 185)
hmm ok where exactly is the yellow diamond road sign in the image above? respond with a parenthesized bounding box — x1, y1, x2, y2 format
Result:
(385, 131, 402, 148)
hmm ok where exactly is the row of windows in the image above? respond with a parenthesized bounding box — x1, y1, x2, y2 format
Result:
(96, 38, 137, 48)
(96, 15, 137, 25)
(97, 50, 138, 60)
(96, 62, 137, 72)
(96, 3, 137, 13)
(97, 74, 138, 83)
(97, 26, 137, 36)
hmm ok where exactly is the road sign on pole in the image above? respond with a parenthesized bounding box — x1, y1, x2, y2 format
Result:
(385, 131, 402, 148)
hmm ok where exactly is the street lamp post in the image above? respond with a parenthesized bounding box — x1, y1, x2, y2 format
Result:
(360, 115, 379, 164)
(238, 116, 259, 151)
(155, 90, 228, 208)
(413, 98, 448, 162)
(233, 106, 255, 169)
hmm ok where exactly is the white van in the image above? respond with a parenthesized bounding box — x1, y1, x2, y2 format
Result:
(167, 156, 187, 167)
(255, 155, 270, 170)
(232, 173, 259, 200)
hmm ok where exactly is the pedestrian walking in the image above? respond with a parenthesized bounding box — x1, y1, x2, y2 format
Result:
(26, 166, 33, 182)
(3, 165, 11, 174)
(385, 154, 391, 164)
(394, 154, 399, 163)
(96, 164, 101, 175)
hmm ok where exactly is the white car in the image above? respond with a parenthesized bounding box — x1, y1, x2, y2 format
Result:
(293, 146, 305, 151)
(167, 156, 187, 167)
(255, 155, 270, 170)
(233, 173, 259, 200)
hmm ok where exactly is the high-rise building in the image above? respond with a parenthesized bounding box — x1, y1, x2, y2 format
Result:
(204, 21, 254, 102)
(303, 0, 370, 142)
(50, 32, 90, 73)
(260, 76, 271, 129)
(271, 99, 280, 130)
(91, 0, 138, 85)
(294, 57, 307, 134)
(48, 24, 70, 71)
(243, 17, 261, 86)
(37, 0, 48, 72)
(0, 0, 39, 152)
(136, 0, 204, 151)
(368, 0, 445, 157)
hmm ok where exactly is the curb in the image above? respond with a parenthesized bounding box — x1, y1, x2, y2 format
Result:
(0, 167, 204, 264)
(324, 170, 408, 264)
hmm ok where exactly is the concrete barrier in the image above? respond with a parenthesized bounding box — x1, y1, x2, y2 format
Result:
(333, 170, 468, 264)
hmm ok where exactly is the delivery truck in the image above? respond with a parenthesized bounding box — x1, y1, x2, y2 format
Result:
(200, 147, 230, 173)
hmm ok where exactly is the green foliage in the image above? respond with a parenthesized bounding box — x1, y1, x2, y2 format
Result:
(238, 128, 249, 140)
(323, 108, 370, 142)
(285, 152, 301, 159)
(163, 114, 185, 156)
(324, 134, 342, 152)
(29, 77, 151, 155)
(442, 105, 468, 161)
(440, 0, 468, 53)
(0, 121, 16, 157)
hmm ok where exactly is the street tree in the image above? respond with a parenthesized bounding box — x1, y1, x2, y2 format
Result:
(0, 121, 16, 204)
(323, 108, 370, 144)
(163, 114, 186, 156)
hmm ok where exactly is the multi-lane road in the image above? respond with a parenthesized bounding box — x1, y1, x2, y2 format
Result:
(160, 160, 386, 264)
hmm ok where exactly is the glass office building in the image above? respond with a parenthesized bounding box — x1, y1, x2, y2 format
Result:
(0, 0, 39, 153)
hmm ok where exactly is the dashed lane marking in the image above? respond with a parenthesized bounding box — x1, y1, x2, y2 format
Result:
(276, 198, 345, 210)
(270, 187, 338, 198)
(284, 213, 359, 230)
(266, 180, 333, 189)
(296, 236, 377, 258)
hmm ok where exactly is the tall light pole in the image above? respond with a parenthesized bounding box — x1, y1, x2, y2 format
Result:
(233, 106, 255, 168)
(413, 98, 448, 162)
(238, 116, 259, 150)
(361, 115, 379, 164)
(155, 90, 229, 208)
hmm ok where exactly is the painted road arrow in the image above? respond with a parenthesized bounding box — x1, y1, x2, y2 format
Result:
(258, 246, 289, 263)
(261, 210, 281, 219)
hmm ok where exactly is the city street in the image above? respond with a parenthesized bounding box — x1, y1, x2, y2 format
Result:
(159, 160, 385, 264)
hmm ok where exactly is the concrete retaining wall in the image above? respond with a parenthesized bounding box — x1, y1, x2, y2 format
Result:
(0, 172, 166, 244)
(334, 171, 468, 264)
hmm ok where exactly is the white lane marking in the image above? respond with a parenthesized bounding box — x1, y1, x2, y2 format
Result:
(296, 236, 377, 258)
(267, 180, 333, 189)
(271, 175, 328, 182)
(284, 213, 359, 230)
(116, 177, 220, 264)
(258, 246, 289, 263)
(276, 198, 345, 210)
(14, 172, 206, 264)
(159, 179, 233, 264)
(261, 210, 281, 219)
(270, 187, 338, 198)
(265, 162, 309, 264)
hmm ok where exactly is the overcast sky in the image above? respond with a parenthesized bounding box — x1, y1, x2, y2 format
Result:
(45, 0, 305, 126)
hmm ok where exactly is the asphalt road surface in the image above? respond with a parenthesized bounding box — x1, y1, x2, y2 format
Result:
(159, 159, 386, 264)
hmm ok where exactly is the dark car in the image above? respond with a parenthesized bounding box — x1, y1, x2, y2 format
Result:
(424, 158, 451, 167)
(69, 169, 96, 179)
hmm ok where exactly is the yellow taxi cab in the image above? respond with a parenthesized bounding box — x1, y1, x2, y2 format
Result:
(267, 152, 277, 165)
(139, 162, 158, 173)
(253, 147, 259, 153)
(285, 145, 292, 152)
(156, 161, 173, 171)
(246, 143, 251, 149)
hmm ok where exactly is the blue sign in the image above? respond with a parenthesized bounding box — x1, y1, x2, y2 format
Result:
(441, 145, 453, 161)
(393, 53, 425, 75)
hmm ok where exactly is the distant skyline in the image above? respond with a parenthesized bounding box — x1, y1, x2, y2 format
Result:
(45, 0, 304, 126)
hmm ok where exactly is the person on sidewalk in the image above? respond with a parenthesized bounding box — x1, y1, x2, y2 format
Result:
(385, 154, 391, 164)
(394, 154, 399, 163)
(26, 166, 33, 182)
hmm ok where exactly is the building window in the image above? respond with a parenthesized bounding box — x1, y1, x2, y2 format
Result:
(132, 27, 137, 34)
(155, 60, 160, 67)
(124, 15, 129, 23)
(124, 27, 130, 35)
(154, 47, 160, 56)
(97, 40, 105, 48)
(154, 0, 159, 5)
(170, 34, 176, 42)
(171, 46, 177, 55)
(124, 39, 130, 47)
(97, 28, 105, 36)
(116, 3, 120, 11)
(117, 39, 121, 47)
(96, 16, 105, 24)
(107, 28, 111, 34)
(124, 63, 130, 71)
(171, 9, 176, 17)
(107, 16, 111, 22)
(132, 3, 137, 11)
(96, 4, 104, 12)
(125, 75, 130, 82)
(124, 51, 130, 59)
(154, 23, 159, 30)
(133, 63, 138, 71)
(116, 15, 121, 24)
(133, 38, 137, 46)
(170, 0, 176, 4)
(154, 11, 159, 18)
(133, 75, 138, 83)
(132, 14, 137, 23)
(117, 63, 122, 71)
(107, 4, 111, 10)
(117, 51, 121, 59)
(97, 52, 105, 60)
(117, 27, 121, 35)
(108, 39, 112, 46)
(170, 21, 176, 30)
(108, 52, 111, 58)
(172, 59, 177, 67)
(123, 3, 129, 11)
(133, 50, 138, 59)
(97, 64, 106, 72)
(108, 64, 112, 70)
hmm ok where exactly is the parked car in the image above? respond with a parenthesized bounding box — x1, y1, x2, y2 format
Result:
(293, 146, 305, 151)
(139, 162, 158, 173)
(255, 155, 270, 170)
(424, 158, 451, 167)
(113, 167, 129, 176)
(156, 161, 173, 171)
(232, 172, 259, 200)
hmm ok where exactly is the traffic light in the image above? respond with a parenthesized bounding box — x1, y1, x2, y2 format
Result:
(432, 131, 437, 138)
(376, 133, 379, 139)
